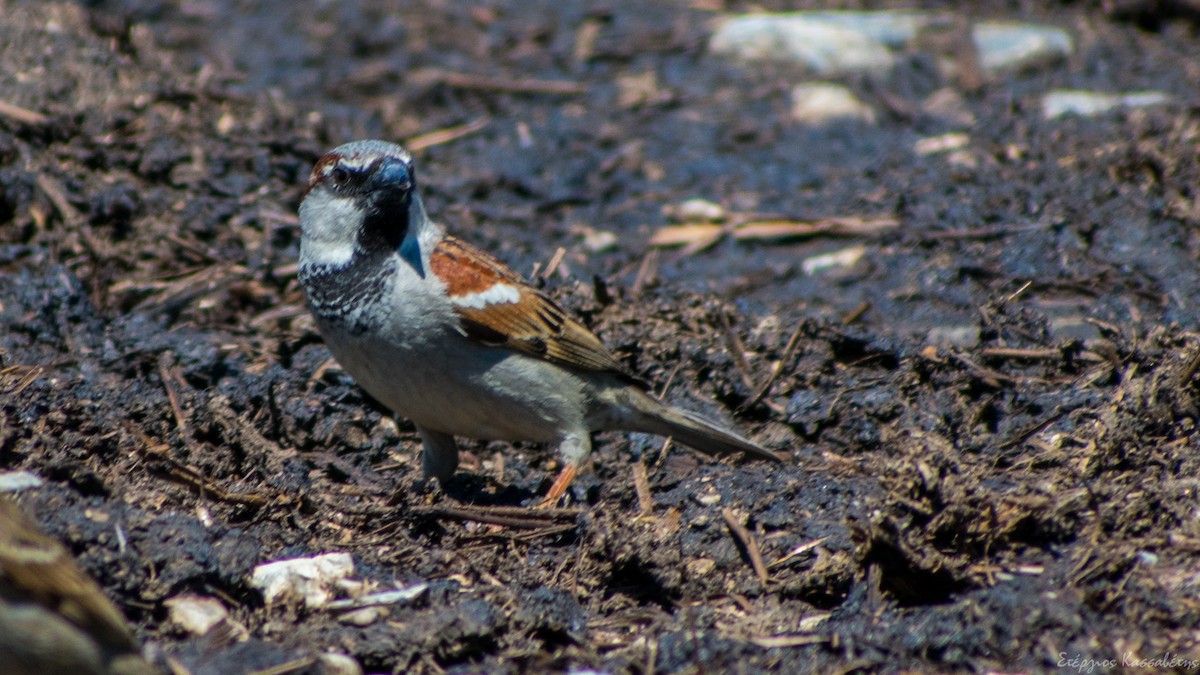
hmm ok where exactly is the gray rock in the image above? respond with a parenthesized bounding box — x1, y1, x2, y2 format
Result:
(711, 13, 1074, 78)
(925, 325, 981, 348)
(711, 11, 937, 75)
(972, 22, 1073, 73)
(1047, 316, 1102, 343)
(788, 10, 935, 47)
(922, 88, 976, 126)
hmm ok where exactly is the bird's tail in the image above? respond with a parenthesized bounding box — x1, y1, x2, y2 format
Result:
(618, 388, 784, 463)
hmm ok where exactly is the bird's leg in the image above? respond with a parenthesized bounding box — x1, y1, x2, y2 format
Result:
(418, 426, 459, 485)
(538, 465, 578, 508)
(537, 431, 589, 508)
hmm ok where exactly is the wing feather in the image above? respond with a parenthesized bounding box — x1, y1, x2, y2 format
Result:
(430, 237, 636, 380)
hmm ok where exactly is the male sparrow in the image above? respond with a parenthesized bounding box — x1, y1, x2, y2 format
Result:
(297, 140, 782, 505)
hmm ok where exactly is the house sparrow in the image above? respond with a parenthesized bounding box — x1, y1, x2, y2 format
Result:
(297, 140, 782, 505)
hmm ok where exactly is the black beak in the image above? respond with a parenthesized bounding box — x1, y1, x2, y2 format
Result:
(372, 157, 412, 192)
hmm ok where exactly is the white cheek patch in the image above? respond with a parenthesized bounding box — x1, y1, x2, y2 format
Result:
(302, 236, 356, 268)
(298, 192, 362, 267)
(452, 283, 521, 309)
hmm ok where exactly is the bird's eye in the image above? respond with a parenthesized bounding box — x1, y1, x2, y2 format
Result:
(330, 166, 351, 187)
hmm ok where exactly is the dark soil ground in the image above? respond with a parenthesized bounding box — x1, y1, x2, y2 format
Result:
(3, 0, 1200, 672)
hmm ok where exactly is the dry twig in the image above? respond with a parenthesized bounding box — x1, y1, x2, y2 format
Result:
(410, 68, 587, 95)
(128, 427, 277, 507)
(537, 246, 568, 281)
(721, 507, 769, 585)
(158, 352, 189, 436)
(411, 504, 580, 531)
(1, 364, 45, 398)
(717, 308, 756, 392)
(651, 216, 900, 252)
(743, 321, 806, 411)
(630, 248, 660, 298)
(0, 99, 47, 125)
(407, 117, 491, 151)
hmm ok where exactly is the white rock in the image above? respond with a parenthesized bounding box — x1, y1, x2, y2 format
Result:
(801, 245, 866, 276)
(798, 612, 831, 631)
(318, 653, 364, 675)
(913, 132, 970, 156)
(711, 12, 933, 75)
(667, 198, 727, 223)
(1041, 89, 1172, 119)
(250, 552, 355, 609)
(790, 83, 875, 124)
(0, 470, 43, 492)
(972, 22, 1072, 73)
(164, 594, 231, 636)
(582, 229, 618, 253)
(792, 10, 935, 46)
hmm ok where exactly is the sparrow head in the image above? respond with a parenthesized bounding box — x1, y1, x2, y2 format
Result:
(306, 140, 415, 204)
(299, 140, 432, 272)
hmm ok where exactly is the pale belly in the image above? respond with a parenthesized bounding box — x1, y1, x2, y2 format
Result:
(319, 322, 587, 443)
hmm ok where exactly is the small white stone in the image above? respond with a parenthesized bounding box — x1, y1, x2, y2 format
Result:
(338, 606, 386, 626)
(913, 132, 970, 156)
(668, 198, 727, 223)
(165, 595, 230, 636)
(318, 653, 364, 675)
(945, 149, 979, 170)
(801, 245, 866, 276)
(1041, 89, 1172, 119)
(583, 229, 618, 253)
(790, 83, 875, 124)
(798, 612, 831, 631)
(0, 470, 43, 493)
